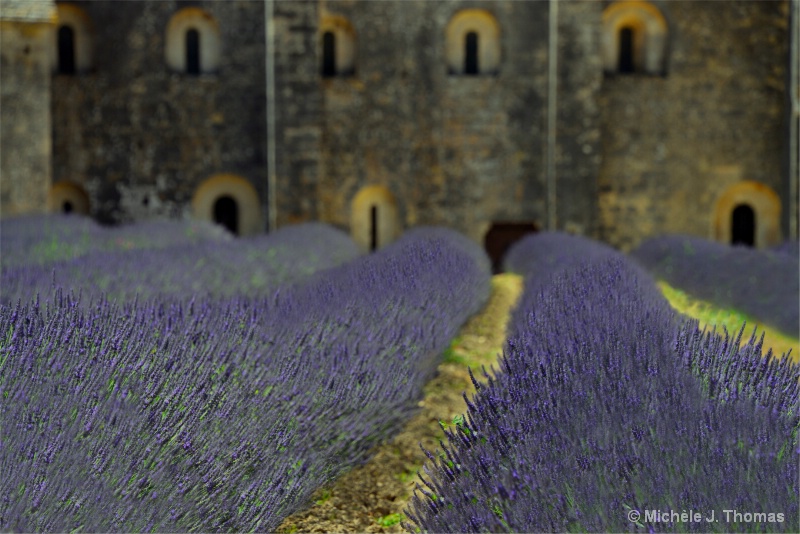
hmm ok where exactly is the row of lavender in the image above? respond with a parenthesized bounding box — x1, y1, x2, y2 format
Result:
(0, 215, 232, 270)
(406, 233, 799, 532)
(1, 218, 492, 531)
(630, 235, 799, 337)
(2, 217, 362, 305)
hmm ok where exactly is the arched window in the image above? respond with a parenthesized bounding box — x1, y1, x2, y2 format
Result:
(602, 1, 668, 75)
(731, 204, 755, 247)
(446, 9, 500, 76)
(57, 26, 76, 74)
(714, 181, 782, 248)
(464, 31, 479, 75)
(319, 16, 356, 77)
(350, 186, 400, 252)
(53, 4, 93, 74)
(618, 26, 635, 73)
(213, 195, 239, 235)
(48, 181, 91, 215)
(192, 174, 262, 236)
(321, 31, 336, 77)
(369, 204, 378, 252)
(165, 7, 221, 75)
(186, 28, 201, 75)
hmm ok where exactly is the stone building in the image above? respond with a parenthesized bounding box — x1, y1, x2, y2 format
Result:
(1, 0, 798, 263)
(0, 0, 57, 217)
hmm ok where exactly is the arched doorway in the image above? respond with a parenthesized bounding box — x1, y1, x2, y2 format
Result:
(350, 185, 400, 252)
(48, 181, 90, 215)
(192, 174, 262, 236)
(484, 222, 539, 274)
(731, 204, 755, 247)
(213, 195, 239, 235)
(714, 181, 781, 248)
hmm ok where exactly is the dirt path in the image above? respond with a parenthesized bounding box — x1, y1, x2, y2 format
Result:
(276, 274, 524, 534)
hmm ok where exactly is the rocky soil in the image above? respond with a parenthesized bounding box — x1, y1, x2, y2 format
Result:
(275, 274, 524, 534)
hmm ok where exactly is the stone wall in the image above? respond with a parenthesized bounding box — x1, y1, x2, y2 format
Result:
(293, 0, 602, 244)
(0, 19, 54, 217)
(51, 0, 267, 225)
(272, 0, 323, 226)
(8, 0, 791, 250)
(597, 0, 789, 251)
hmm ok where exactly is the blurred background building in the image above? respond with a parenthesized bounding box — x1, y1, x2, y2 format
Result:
(1, 0, 798, 264)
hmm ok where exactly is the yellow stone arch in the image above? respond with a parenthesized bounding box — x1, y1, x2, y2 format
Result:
(165, 7, 221, 74)
(713, 181, 781, 248)
(192, 174, 261, 236)
(52, 3, 94, 73)
(48, 181, 90, 215)
(350, 185, 400, 252)
(602, 1, 668, 74)
(445, 9, 501, 75)
(319, 14, 356, 76)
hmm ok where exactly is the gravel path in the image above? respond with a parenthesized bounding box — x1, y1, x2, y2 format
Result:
(276, 274, 524, 534)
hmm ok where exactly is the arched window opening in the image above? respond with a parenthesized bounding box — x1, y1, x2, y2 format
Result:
(213, 195, 239, 235)
(370, 205, 378, 252)
(186, 28, 200, 75)
(322, 31, 336, 77)
(446, 9, 500, 76)
(165, 8, 221, 75)
(58, 25, 76, 74)
(618, 26, 635, 73)
(62, 201, 74, 214)
(602, 2, 668, 76)
(350, 185, 399, 252)
(464, 31, 479, 75)
(731, 204, 755, 247)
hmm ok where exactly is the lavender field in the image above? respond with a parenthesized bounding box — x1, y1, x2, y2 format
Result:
(1, 219, 798, 533)
(409, 233, 798, 533)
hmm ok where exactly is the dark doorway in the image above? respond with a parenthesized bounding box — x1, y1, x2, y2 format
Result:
(62, 201, 73, 214)
(186, 28, 201, 75)
(213, 195, 239, 235)
(322, 31, 336, 77)
(618, 26, 635, 73)
(58, 25, 76, 74)
(465, 31, 479, 75)
(484, 222, 539, 274)
(731, 204, 755, 247)
(370, 205, 378, 252)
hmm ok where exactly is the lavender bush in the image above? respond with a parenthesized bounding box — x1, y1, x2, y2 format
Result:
(771, 239, 799, 258)
(503, 231, 627, 290)
(406, 258, 798, 533)
(1, 214, 231, 270)
(631, 235, 799, 337)
(503, 231, 668, 338)
(1, 227, 491, 532)
(1, 222, 361, 306)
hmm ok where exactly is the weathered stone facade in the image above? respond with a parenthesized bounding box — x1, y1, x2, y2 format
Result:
(1, 0, 796, 252)
(0, 0, 57, 217)
(49, 0, 267, 228)
(597, 0, 791, 250)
